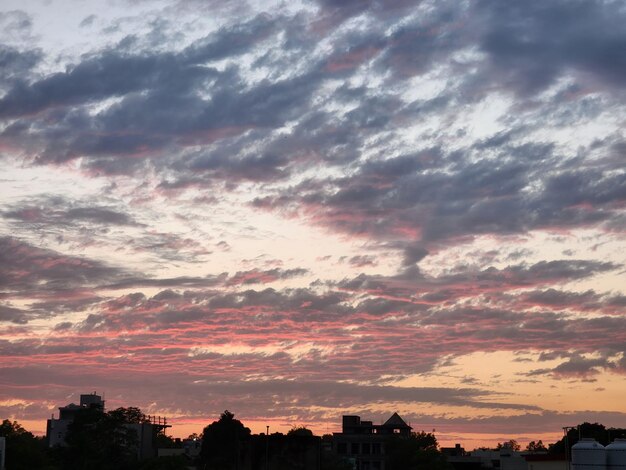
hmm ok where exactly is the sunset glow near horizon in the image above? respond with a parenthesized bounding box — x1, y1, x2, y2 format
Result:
(1, 0, 625, 449)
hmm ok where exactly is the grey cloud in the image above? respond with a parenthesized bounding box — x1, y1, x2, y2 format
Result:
(0, 10, 33, 37)
(0, 52, 185, 119)
(183, 13, 278, 63)
(520, 289, 601, 310)
(4, 202, 139, 227)
(0, 237, 224, 303)
(337, 259, 618, 297)
(0, 45, 41, 87)
(475, 0, 626, 94)
(226, 268, 309, 285)
(79, 14, 97, 28)
(527, 353, 616, 379)
(0, 303, 29, 324)
(402, 244, 428, 266)
(0, 237, 126, 297)
(104, 274, 225, 290)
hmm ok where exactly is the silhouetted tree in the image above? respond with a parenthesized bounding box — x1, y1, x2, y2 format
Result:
(287, 426, 314, 437)
(320, 434, 353, 470)
(199, 410, 251, 470)
(548, 422, 626, 454)
(155, 432, 177, 449)
(52, 406, 142, 470)
(526, 440, 547, 452)
(496, 439, 521, 451)
(0, 419, 51, 470)
(108, 406, 147, 423)
(385, 431, 451, 470)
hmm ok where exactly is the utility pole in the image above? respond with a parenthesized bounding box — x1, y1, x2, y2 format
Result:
(266, 425, 270, 470)
(563, 426, 576, 470)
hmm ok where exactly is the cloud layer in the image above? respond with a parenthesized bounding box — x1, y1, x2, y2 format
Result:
(0, 0, 625, 445)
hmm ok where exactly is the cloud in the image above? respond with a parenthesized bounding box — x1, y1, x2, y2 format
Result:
(226, 268, 309, 285)
(1, 0, 625, 441)
(0, 236, 126, 297)
(474, 0, 626, 94)
(526, 353, 619, 380)
(0, 303, 30, 324)
(4, 201, 139, 227)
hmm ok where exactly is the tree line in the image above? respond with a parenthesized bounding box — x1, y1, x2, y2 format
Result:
(2, 408, 625, 470)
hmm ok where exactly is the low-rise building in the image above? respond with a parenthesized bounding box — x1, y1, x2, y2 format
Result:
(524, 453, 567, 470)
(46, 392, 105, 447)
(332, 413, 412, 470)
(46, 391, 168, 460)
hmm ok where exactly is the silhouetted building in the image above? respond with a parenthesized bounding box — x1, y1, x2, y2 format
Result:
(443, 444, 483, 470)
(45, 391, 167, 460)
(523, 453, 567, 470)
(0, 436, 5, 470)
(158, 437, 201, 460)
(46, 392, 105, 447)
(248, 433, 321, 470)
(333, 413, 412, 470)
(442, 443, 468, 457)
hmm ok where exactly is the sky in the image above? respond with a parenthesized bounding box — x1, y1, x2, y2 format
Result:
(0, 0, 625, 449)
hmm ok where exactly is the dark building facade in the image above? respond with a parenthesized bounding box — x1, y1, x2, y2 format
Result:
(46, 392, 105, 448)
(332, 413, 412, 470)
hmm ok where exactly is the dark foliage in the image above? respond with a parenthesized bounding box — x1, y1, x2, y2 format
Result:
(384, 431, 451, 470)
(549, 422, 626, 454)
(0, 419, 52, 470)
(199, 410, 251, 470)
(52, 407, 140, 470)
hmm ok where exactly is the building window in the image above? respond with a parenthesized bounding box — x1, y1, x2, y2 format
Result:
(338, 443, 347, 454)
(362, 443, 370, 454)
(372, 443, 381, 455)
(351, 443, 360, 455)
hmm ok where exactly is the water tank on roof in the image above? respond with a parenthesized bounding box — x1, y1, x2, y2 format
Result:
(607, 439, 626, 470)
(572, 438, 606, 470)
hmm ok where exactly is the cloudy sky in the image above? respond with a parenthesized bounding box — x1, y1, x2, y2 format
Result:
(1, 0, 625, 447)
